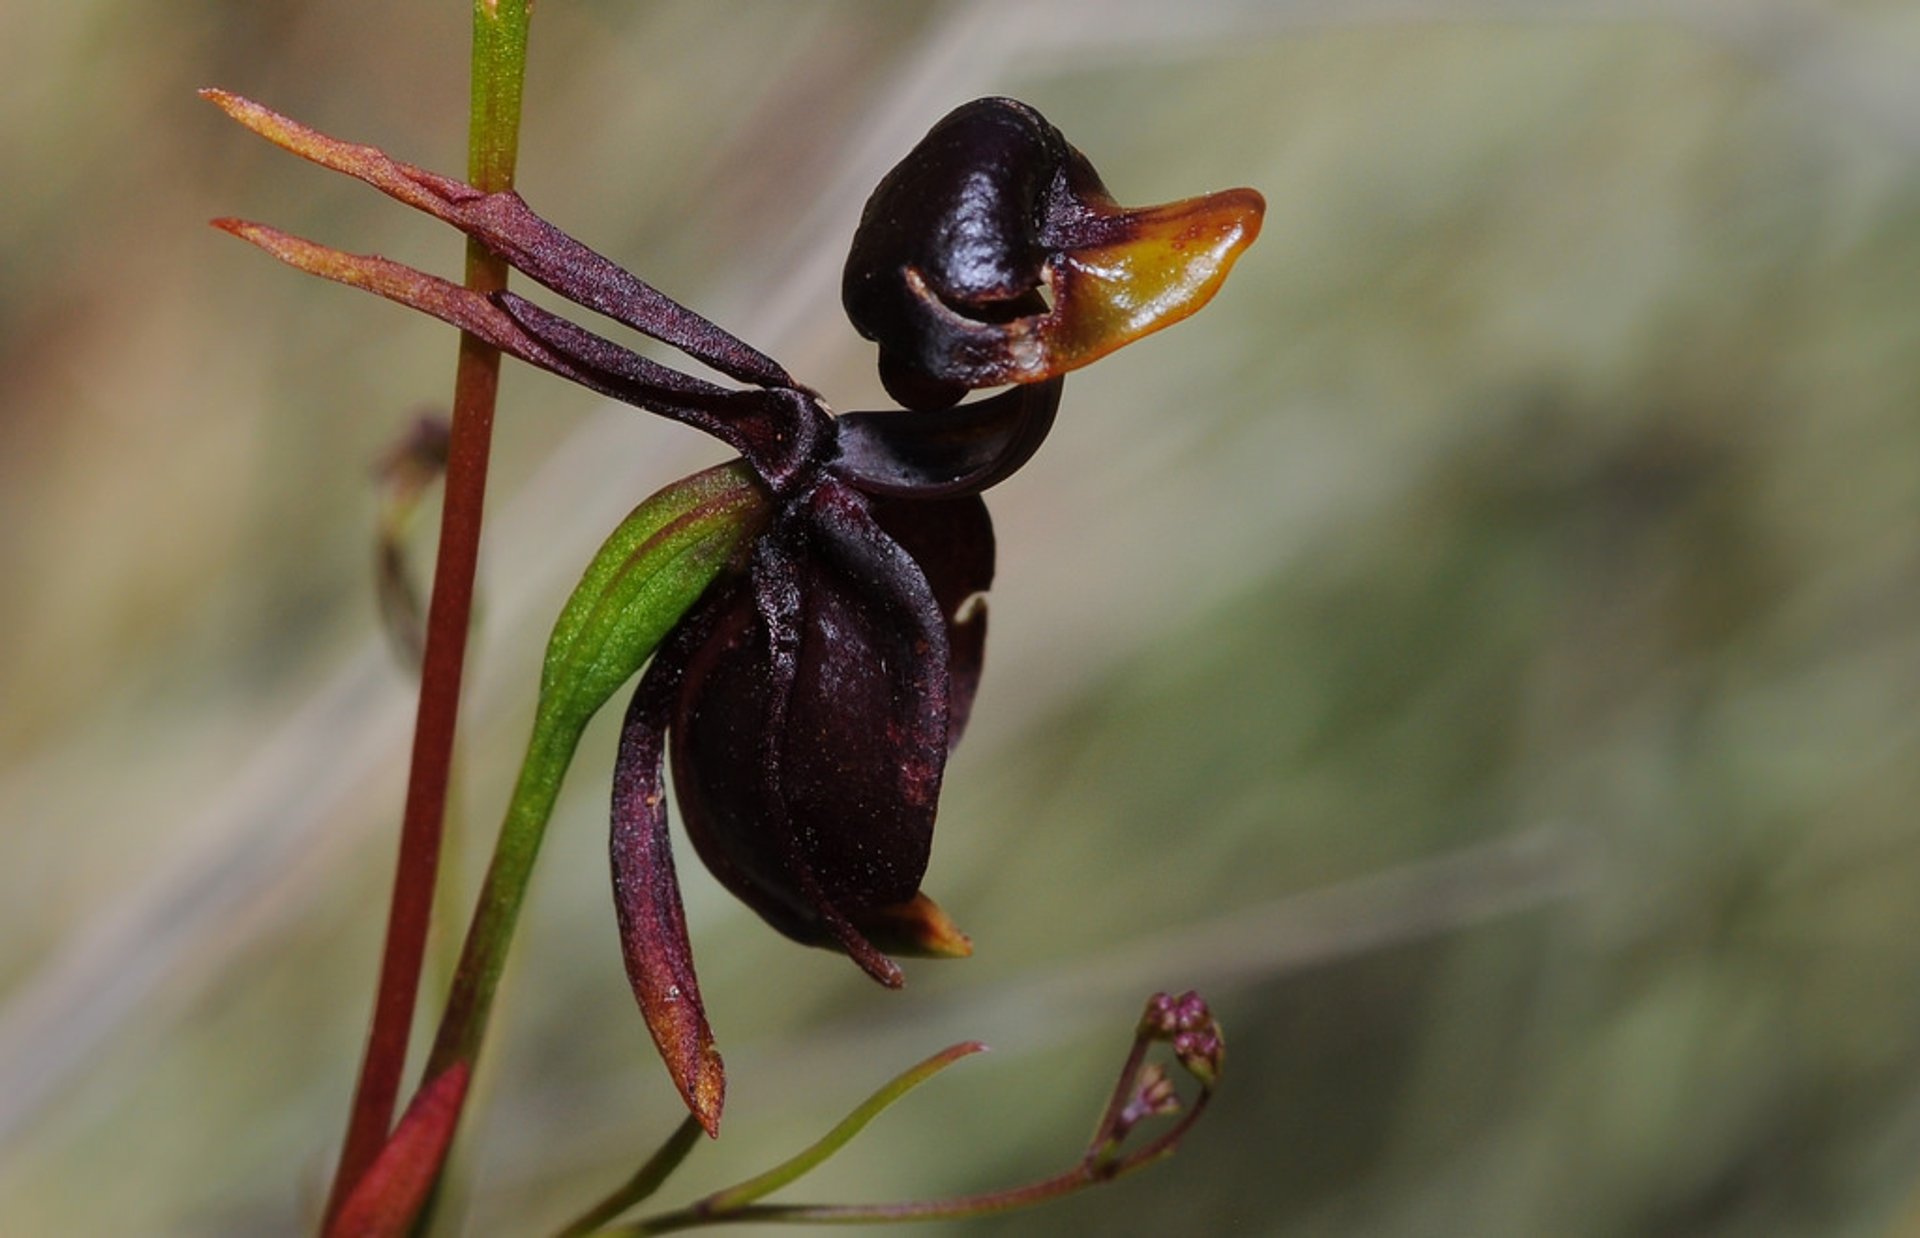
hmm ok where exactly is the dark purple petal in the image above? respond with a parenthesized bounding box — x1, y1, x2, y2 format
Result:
(454, 190, 792, 389)
(492, 290, 731, 402)
(670, 481, 952, 984)
(830, 377, 1061, 499)
(867, 493, 994, 749)
(611, 604, 730, 1136)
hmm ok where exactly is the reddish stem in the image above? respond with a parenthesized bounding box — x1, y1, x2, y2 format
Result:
(318, 7, 530, 1222)
(323, 245, 507, 1229)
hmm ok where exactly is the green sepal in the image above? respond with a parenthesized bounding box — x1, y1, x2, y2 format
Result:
(539, 460, 768, 729)
(425, 461, 768, 1075)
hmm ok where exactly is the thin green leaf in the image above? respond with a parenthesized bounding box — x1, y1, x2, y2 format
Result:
(698, 1041, 987, 1215)
(553, 1117, 704, 1238)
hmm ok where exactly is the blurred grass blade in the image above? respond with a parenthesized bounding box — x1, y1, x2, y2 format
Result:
(372, 412, 452, 670)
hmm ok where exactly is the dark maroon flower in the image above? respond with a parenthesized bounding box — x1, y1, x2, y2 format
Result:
(208, 90, 1260, 1134)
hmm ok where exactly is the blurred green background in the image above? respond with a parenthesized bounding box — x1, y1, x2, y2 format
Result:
(5, 2, 1920, 1234)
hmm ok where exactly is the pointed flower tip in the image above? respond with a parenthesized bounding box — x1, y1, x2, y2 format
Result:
(200, 87, 271, 131)
(821, 911, 909, 988)
(867, 954, 907, 989)
(689, 1046, 726, 1138)
(643, 986, 726, 1138)
(209, 217, 273, 247)
(645, 1001, 727, 1138)
(853, 892, 974, 960)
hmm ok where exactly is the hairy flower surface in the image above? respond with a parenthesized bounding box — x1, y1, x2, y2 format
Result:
(210, 92, 1260, 1134)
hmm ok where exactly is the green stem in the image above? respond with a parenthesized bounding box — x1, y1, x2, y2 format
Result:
(322, 2, 531, 1228)
(390, 467, 764, 1226)
(425, 704, 585, 1075)
(699, 1043, 986, 1215)
(554, 1119, 704, 1238)
(423, 465, 767, 1083)
(467, 0, 528, 192)
(597, 1003, 1220, 1236)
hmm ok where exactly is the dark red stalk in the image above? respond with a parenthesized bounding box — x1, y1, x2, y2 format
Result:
(324, 285, 502, 1228)
(322, 4, 530, 1226)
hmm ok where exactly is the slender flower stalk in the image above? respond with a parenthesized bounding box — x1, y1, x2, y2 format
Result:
(322, 1, 532, 1224)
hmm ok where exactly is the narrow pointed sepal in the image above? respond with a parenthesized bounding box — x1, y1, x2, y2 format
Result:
(611, 618, 729, 1138)
(209, 219, 823, 484)
(202, 88, 792, 388)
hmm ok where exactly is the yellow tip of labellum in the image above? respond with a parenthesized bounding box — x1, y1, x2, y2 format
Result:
(1039, 186, 1265, 376)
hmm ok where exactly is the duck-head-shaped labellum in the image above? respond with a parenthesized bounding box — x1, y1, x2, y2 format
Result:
(843, 97, 1265, 411)
(208, 90, 1260, 1138)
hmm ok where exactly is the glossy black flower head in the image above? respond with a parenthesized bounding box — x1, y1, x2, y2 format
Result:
(208, 89, 1259, 1136)
(844, 97, 1265, 410)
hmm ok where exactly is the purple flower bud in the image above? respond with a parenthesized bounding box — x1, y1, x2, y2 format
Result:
(1114, 1063, 1184, 1138)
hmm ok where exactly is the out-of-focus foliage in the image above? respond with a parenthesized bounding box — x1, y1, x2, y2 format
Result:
(3, 3, 1919, 1235)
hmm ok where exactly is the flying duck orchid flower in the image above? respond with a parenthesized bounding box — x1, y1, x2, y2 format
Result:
(207, 91, 1261, 1136)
